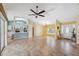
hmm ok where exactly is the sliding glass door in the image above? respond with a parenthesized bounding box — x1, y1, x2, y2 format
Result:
(0, 17, 1, 54)
(0, 17, 5, 54)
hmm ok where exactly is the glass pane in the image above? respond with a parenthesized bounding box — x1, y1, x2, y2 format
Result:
(0, 17, 5, 53)
(0, 18, 1, 53)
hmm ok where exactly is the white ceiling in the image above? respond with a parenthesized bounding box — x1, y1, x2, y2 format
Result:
(4, 3, 79, 25)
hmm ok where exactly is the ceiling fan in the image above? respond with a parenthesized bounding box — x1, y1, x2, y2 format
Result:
(29, 6, 45, 18)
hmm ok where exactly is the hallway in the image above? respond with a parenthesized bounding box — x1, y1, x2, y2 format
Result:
(1, 36, 79, 56)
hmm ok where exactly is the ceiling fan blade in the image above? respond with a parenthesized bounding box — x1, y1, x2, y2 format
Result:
(30, 9, 37, 14)
(28, 14, 36, 16)
(39, 15, 45, 17)
(38, 10, 45, 14)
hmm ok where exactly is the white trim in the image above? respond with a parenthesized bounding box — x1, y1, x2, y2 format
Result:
(0, 12, 7, 47)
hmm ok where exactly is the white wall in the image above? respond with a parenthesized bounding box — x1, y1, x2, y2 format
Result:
(28, 25, 33, 38)
(28, 24, 43, 38)
(34, 24, 43, 37)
